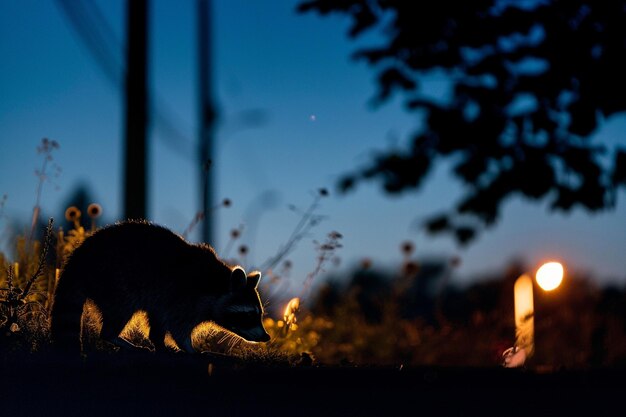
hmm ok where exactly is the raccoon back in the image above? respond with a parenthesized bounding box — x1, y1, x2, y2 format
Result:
(50, 221, 233, 349)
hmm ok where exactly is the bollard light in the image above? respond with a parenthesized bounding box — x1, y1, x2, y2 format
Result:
(503, 261, 565, 368)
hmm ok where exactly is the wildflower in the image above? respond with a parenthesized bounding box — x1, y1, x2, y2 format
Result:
(450, 256, 462, 268)
(86, 203, 102, 232)
(360, 258, 372, 270)
(402, 261, 420, 277)
(31, 138, 61, 240)
(37, 137, 60, 154)
(262, 317, 275, 329)
(401, 241, 415, 256)
(283, 297, 300, 330)
(65, 206, 80, 221)
(328, 231, 342, 240)
(63, 226, 86, 254)
(10, 323, 20, 333)
(87, 203, 102, 218)
(65, 206, 81, 228)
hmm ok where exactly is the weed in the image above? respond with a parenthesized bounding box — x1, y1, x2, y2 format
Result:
(0, 218, 54, 352)
(0, 194, 7, 224)
(260, 188, 329, 274)
(29, 138, 61, 242)
(221, 224, 244, 259)
(300, 230, 342, 300)
(182, 198, 232, 240)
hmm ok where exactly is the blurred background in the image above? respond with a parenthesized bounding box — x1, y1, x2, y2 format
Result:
(2, 0, 626, 369)
(1, 0, 625, 296)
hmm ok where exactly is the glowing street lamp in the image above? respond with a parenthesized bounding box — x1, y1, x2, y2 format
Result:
(503, 261, 564, 368)
(536, 261, 564, 291)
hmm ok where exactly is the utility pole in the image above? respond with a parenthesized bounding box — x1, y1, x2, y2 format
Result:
(198, 0, 217, 244)
(123, 0, 149, 221)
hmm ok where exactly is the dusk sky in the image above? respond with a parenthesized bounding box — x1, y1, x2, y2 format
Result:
(1, 0, 625, 293)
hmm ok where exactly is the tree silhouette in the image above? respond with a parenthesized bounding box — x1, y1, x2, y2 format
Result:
(298, 0, 626, 244)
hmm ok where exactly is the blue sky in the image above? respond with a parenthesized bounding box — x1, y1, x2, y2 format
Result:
(1, 0, 625, 292)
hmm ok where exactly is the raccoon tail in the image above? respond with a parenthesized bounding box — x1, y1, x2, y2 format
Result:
(49, 277, 86, 353)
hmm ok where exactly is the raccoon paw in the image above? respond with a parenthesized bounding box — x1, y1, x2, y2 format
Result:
(106, 336, 152, 352)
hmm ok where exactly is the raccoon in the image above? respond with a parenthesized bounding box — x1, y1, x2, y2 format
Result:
(50, 220, 270, 353)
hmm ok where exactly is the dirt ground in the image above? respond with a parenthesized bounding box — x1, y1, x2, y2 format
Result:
(1, 351, 624, 417)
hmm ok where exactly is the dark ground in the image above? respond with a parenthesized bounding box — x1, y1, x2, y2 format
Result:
(1, 351, 624, 417)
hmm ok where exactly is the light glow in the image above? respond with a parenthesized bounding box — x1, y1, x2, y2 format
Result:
(283, 297, 300, 323)
(283, 297, 300, 331)
(536, 261, 564, 291)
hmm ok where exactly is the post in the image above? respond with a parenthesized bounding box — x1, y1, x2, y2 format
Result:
(123, 0, 149, 221)
(513, 274, 534, 358)
(197, 0, 217, 245)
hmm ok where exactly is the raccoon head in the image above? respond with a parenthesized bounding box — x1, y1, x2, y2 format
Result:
(213, 267, 270, 343)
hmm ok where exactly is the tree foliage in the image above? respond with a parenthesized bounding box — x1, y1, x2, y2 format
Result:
(298, 0, 626, 244)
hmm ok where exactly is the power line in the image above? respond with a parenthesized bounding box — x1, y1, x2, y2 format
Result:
(54, 0, 196, 161)
(56, 0, 121, 85)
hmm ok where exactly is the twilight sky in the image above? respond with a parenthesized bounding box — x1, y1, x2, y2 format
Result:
(1, 0, 625, 292)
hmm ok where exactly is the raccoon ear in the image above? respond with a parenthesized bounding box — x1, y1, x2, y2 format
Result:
(247, 271, 261, 289)
(231, 267, 247, 291)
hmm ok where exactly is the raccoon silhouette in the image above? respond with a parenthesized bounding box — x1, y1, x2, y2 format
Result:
(50, 220, 270, 353)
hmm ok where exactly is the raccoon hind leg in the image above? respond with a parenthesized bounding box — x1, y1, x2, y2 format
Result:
(169, 329, 195, 353)
(49, 281, 87, 354)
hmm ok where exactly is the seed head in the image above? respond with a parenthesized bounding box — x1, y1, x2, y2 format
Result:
(328, 231, 343, 240)
(401, 241, 415, 256)
(65, 206, 81, 222)
(402, 261, 420, 277)
(87, 203, 102, 219)
(360, 258, 372, 270)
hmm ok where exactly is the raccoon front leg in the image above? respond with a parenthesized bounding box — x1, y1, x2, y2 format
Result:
(100, 311, 136, 350)
(169, 329, 195, 353)
(147, 319, 167, 352)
